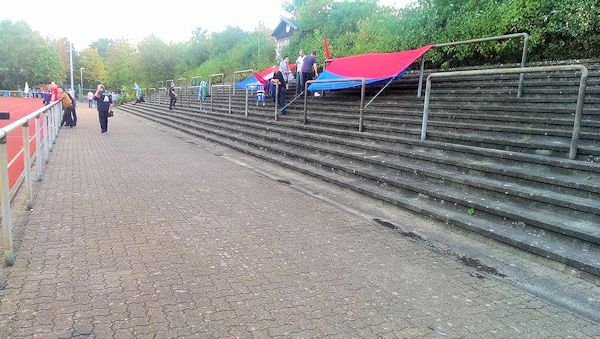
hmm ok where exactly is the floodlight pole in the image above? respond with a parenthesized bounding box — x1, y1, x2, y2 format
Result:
(69, 42, 74, 93)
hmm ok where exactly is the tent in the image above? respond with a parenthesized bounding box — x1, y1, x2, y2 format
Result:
(307, 45, 433, 91)
(235, 64, 297, 89)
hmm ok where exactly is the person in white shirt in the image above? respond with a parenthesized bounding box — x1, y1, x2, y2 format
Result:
(295, 50, 305, 95)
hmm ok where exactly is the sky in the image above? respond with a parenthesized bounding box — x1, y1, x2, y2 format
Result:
(1, 0, 413, 51)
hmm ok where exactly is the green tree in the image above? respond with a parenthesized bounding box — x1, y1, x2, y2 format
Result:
(105, 39, 139, 91)
(138, 35, 176, 87)
(80, 48, 107, 88)
(90, 38, 114, 59)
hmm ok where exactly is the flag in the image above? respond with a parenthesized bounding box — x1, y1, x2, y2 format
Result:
(323, 36, 332, 60)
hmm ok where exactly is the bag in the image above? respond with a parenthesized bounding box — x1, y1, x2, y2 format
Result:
(107, 110, 114, 117)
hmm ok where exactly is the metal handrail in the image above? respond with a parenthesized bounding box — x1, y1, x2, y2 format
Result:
(232, 69, 253, 95)
(166, 79, 174, 88)
(176, 78, 187, 87)
(244, 83, 263, 117)
(157, 81, 164, 89)
(1, 100, 62, 266)
(191, 76, 203, 86)
(421, 65, 588, 160)
(158, 87, 167, 105)
(210, 85, 231, 114)
(304, 78, 366, 132)
(208, 73, 224, 96)
(279, 92, 304, 112)
(417, 33, 529, 98)
(148, 88, 156, 103)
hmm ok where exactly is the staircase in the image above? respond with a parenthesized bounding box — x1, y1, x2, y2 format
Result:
(119, 61, 600, 276)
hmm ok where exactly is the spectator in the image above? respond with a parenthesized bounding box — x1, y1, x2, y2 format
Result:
(42, 86, 52, 105)
(134, 95, 145, 105)
(59, 87, 75, 128)
(66, 90, 77, 127)
(198, 80, 208, 101)
(301, 51, 318, 93)
(87, 91, 95, 108)
(134, 83, 141, 99)
(295, 50, 305, 94)
(93, 84, 112, 134)
(272, 66, 287, 115)
(50, 82, 60, 102)
(169, 85, 177, 110)
(279, 56, 292, 89)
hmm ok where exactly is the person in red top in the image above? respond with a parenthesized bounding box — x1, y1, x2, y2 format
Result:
(50, 82, 60, 102)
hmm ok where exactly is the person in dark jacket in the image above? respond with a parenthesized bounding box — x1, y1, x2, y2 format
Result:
(93, 84, 112, 134)
(168, 85, 177, 110)
(272, 65, 287, 115)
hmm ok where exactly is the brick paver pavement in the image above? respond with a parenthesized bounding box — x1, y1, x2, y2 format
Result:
(0, 106, 598, 338)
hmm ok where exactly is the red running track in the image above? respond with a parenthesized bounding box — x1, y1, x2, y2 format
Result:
(0, 97, 45, 189)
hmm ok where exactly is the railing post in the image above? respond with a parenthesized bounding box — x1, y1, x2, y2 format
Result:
(421, 76, 433, 141)
(517, 34, 529, 98)
(228, 87, 232, 114)
(210, 88, 214, 111)
(43, 113, 50, 162)
(245, 86, 249, 117)
(35, 114, 42, 181)
(417, 56, 426, 97)
(359, 80, 366, 132)
(274, 84, 279, 121)
(303, 82, 309, 124)
(22, 122, 33, 210)
(0, 138, 14, 266)
(569, 68, 588, 160)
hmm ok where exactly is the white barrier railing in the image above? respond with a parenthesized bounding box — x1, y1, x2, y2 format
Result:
(1, 100, 62, 266)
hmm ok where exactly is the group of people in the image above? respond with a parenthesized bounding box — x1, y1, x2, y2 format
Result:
(42, 81, 113, 134)
(270, 50, 319, 115)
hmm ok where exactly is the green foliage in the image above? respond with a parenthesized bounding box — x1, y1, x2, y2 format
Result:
(105, 39, 139, 91)
(0, 20, 67, 89)
(80, 48, 106, 87)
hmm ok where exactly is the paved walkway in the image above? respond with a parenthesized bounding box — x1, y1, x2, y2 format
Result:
(0, 106, 598, 338)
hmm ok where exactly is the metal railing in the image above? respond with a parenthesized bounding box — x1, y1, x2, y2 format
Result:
(1, 100, 62, 266)
(210, 85, 231, 114)
(417, 33, 530, 98)
(191, 76, 203, 86)
(158, 87, 167, 105)
(208, 73, 224, 96)
(232, 69, 253, 95)
(0, 90, 25, 98)
(148, 88, 156, 103)
(166, 79, 174, 89)
(304, 78, 366, 131)
(157, 81, 164, 89)
(420, 65, 588, 160)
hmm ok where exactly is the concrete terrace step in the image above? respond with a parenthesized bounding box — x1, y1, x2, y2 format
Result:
(120, 104, 600, 276)
(162, 99, 600, 161)
(149, 101, 600, 177)
(141, 105, 600, 209)
(138, 103, 600, 196)
(122, 105, 600, 244)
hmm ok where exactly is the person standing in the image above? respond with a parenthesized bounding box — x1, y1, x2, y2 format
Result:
(301, 51, 318, 93)
(50, 82, 60, 102)
(93, 84, 112, 134)
(59, 87, 75, 128)
(279, 56, 292, 89)
(272, 66, 287, 115)
(168, 85, 177, 110)
(87, 91, 95, 108)
(295, 50, 305, 94)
